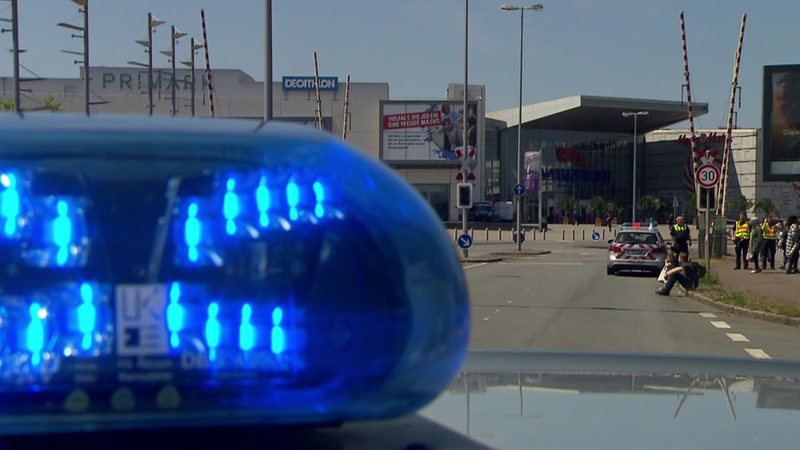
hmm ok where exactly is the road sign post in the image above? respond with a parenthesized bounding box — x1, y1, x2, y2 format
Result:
(696, 163, 720, 267)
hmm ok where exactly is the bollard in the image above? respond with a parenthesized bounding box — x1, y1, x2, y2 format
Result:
(561, 229, 565, 240)
(543, 229, 546, 241)
(453, 228, 458, 240)
(532, 228, 536, 241)
(469, 228, 474, 238)
(498, 228, 502, 242)
(485, 228, 489, 241)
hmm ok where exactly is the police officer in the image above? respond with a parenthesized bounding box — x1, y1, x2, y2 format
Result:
(670, 215, 692, 260)
(761, 215, 777, 270)
(731, 211, 751, 270)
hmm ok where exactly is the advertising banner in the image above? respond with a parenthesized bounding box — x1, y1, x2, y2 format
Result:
(380, 101, 478, 163)
(524, 151, 541, 193)
(763, 65, 800, 181)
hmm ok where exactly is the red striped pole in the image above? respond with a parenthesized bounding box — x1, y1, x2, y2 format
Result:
(200, 9, 215, 117)
(680, 11, 700, 213)
(717, 13, 746, 217)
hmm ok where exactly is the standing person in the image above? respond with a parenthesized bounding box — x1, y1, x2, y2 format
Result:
(777, 221, 787, 269)
(785, 215, 800, 274)
(731, 211, 751, 270)
(670, 215, 692, 260)
(749, 217, 764, 274)
(605, 211, 613, 232)
(760, 215, 777, 270)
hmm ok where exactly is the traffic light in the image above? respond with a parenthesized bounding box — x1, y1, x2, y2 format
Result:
(457, 183, 472, 209)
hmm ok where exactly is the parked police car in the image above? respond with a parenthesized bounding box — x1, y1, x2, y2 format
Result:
(606, 223, 668, 275)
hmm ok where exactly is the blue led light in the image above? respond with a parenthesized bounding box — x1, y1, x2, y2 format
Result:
(223, 178, 240, 235)
(239, 303, 255, 352)
(255, 175, 271, 227)
(205, 302, 221, 361)
(26, 303, 46, 365)
(52, 201, 73, 266)
(0, 172, 20, 237)
(77, 283, 96, 350)
(184, 202, 201, 262)
(271, 306, 285, 355)
(313, 181, 325, 218)
(167, 283, 185, 349)
(286, 178, 300, 221)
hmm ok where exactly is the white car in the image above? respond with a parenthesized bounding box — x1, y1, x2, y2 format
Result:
(607, 227, 668, 275)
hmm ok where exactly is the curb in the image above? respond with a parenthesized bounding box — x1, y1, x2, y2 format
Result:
(461, 250, 551, 263)
(687, 291, 800, 328)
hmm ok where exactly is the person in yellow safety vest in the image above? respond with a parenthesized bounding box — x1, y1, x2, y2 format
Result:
(669, 215, 692, 260)
(760, 215, 778, 270)
(731, 211, 751, 270)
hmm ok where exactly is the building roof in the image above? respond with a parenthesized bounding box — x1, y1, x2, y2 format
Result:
(486, 95, 709, 134)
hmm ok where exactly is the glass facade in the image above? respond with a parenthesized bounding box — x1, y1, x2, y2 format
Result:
(492, 126, 644, 225)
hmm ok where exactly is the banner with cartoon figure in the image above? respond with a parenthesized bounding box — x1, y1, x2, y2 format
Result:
(380, 101, 478, 163)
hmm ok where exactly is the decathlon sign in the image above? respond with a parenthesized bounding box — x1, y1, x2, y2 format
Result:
(282, 76, 339, 91)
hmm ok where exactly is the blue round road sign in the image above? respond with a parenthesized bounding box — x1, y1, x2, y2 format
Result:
(457, 234, 473, 249)
(592, 231, 600, 241)
(513, 184, 526, 197)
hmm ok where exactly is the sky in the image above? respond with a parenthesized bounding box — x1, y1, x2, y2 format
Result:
(0, 0, 796, 129)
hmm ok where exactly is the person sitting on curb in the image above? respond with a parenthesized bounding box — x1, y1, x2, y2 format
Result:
(655, 260, 701, 296)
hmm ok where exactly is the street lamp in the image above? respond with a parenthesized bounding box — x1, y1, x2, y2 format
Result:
(181, 38, 204, 117)
(57, 0, 89, 115)
(622, 111, 649, 222)
(133, 13, 164, 116)
(502, 3, 543, 251)
(161, 26, 186, 116)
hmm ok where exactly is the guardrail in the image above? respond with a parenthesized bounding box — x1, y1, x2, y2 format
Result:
(448, 224, 673, 244)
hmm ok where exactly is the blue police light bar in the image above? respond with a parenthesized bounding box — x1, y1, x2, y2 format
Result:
(0, 114, 470, 435)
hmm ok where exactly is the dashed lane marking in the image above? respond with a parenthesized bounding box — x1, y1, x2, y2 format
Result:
(463, 262, 488, 270)
(744, 348, 771, 359)
(726, 333, 750, 342)
(699, 312, 717, 318)
(710, 321, 731, 329)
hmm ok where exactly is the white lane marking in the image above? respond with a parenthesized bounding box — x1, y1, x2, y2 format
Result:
(699, 312, 717, 318)
(463, 262, 488, 270)
(482, 316, 492, 321)
(726, 333, 750, 342)
(744, 349, 771, 359)
(710, 321, 731, 329)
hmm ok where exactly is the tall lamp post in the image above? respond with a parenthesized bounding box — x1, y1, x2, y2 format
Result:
(57, 0, 89, 115)
(502, 3, 543, 251)
(622, 111, 649, 222)
(131, 13, 164, 116)
(180, 38, 204, 117)
(161, 26, 186, 116)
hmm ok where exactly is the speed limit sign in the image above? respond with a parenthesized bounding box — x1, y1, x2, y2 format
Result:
(696, 164, 721, 189)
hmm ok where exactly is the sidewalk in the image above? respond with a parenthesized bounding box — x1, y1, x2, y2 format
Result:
(707, 255, 800, 306)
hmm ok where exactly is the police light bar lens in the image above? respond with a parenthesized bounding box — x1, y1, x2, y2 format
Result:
(0, 116, 469, 434)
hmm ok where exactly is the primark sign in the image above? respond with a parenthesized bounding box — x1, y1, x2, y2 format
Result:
(282, 76, 338, 91)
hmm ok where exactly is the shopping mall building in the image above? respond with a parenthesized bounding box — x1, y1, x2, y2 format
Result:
(2, 66, 797, 223)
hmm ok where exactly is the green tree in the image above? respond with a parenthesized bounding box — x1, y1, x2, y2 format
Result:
(638, 194, 666, 220)
(728, 195, 753, 215)
(0, 98, 14, 111)
(42, 95, 62, 112)
(589, 195, 606, 215)
(605, 200, 622, 220)
(754, 198, 778, 217)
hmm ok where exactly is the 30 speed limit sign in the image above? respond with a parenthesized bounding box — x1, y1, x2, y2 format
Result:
(695, 164, 721, 188)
